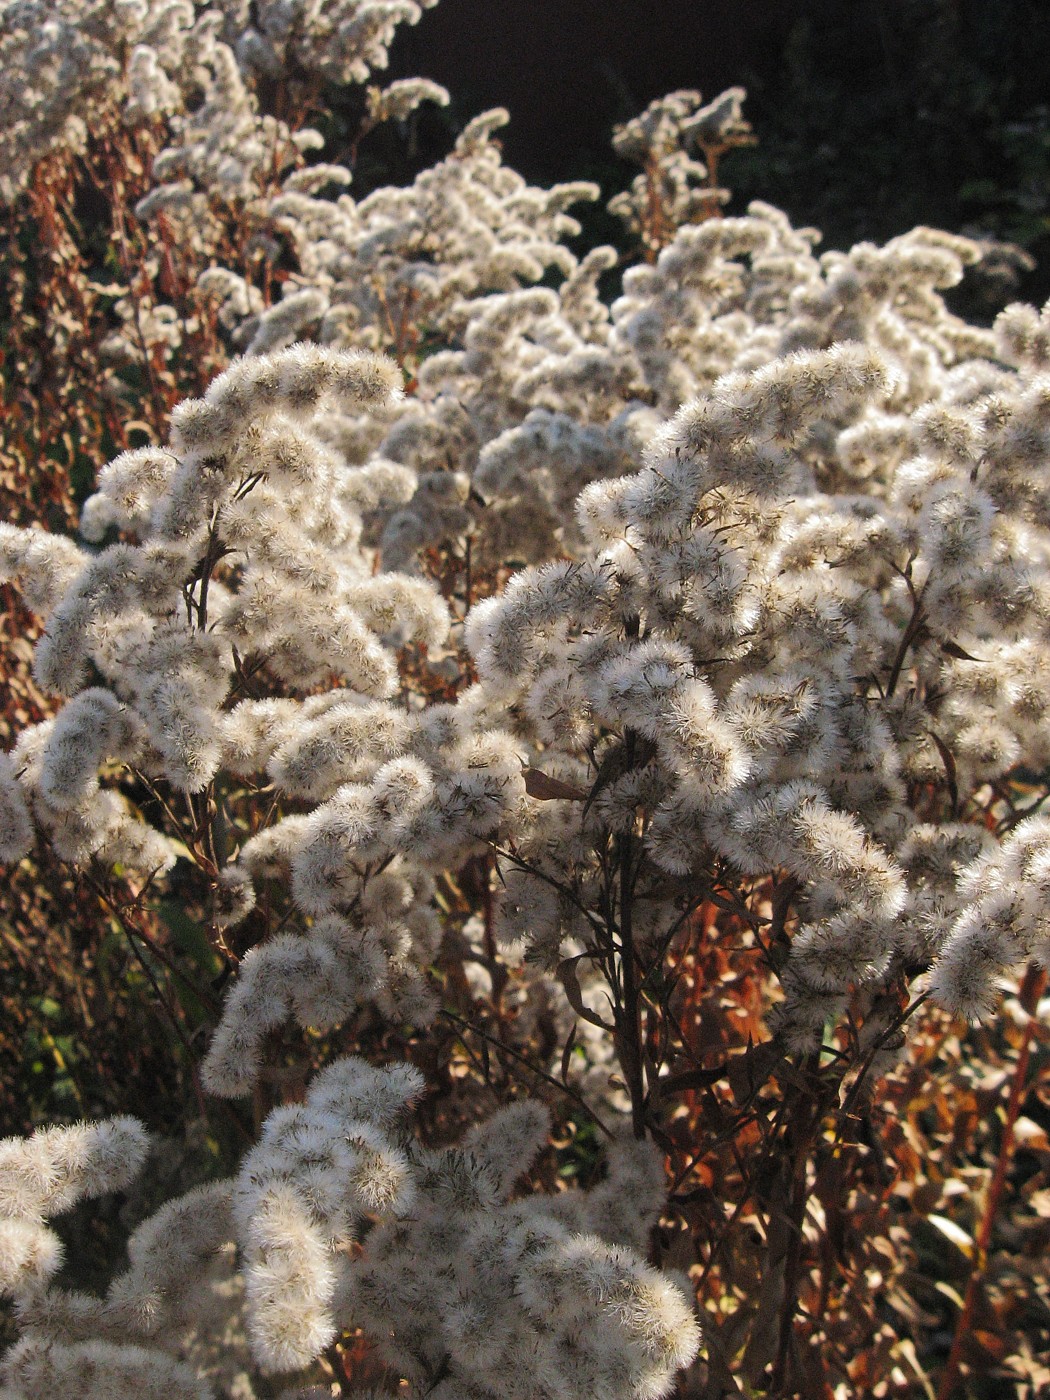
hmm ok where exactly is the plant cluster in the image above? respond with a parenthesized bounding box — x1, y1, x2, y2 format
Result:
(2, 3, 1050, 1397)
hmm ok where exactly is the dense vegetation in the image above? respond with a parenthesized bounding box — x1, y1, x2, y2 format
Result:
(1, 5, 1049, 1398)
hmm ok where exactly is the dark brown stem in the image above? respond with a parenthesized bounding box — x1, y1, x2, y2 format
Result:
(769, 1153, 809, 1396)
(834, 990, 930, 1141)
(935, 962, 1048, 1400)
(885, 577, 929, 699)
(85, 871, 221, 1018)
(195, 517, 226, 631)
(616, 825, 648, 1139)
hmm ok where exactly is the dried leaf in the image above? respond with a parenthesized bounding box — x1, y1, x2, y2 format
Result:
(934, 1280, 966, 1310)
(928, 1214, 974, 1258)
(940, 638, 985, 662)
(928, 730, 959, 815)
(1014, 1116, 1050, 1151)
(560, 1021, 578, 1083)
(726, 1038, 782, 1106)
(523, 766, 588, 801)
(557, 956, 614, 1031)
(653, 1063, 730, 1098)
(971, 1329, 1008, 1361)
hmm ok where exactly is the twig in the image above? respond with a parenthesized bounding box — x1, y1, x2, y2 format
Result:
(439, 1008, 613, 1138)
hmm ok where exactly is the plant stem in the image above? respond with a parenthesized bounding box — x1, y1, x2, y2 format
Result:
(617, 825, 647, 1139)
(935, 962, 1048, 1400)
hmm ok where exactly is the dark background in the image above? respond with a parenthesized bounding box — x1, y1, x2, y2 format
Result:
(374, 0, 1050, 310)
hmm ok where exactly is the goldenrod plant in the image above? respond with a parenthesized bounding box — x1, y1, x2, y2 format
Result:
(2, 4, 1050, 1396)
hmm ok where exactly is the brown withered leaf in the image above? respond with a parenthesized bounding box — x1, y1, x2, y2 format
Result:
(726, 1037, 783, 1106)
(557, 955, 615, 1031)
(969, 1329, 1009, 1362)
(939, 638, 986, 662)
(523, 766, 588, 801)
